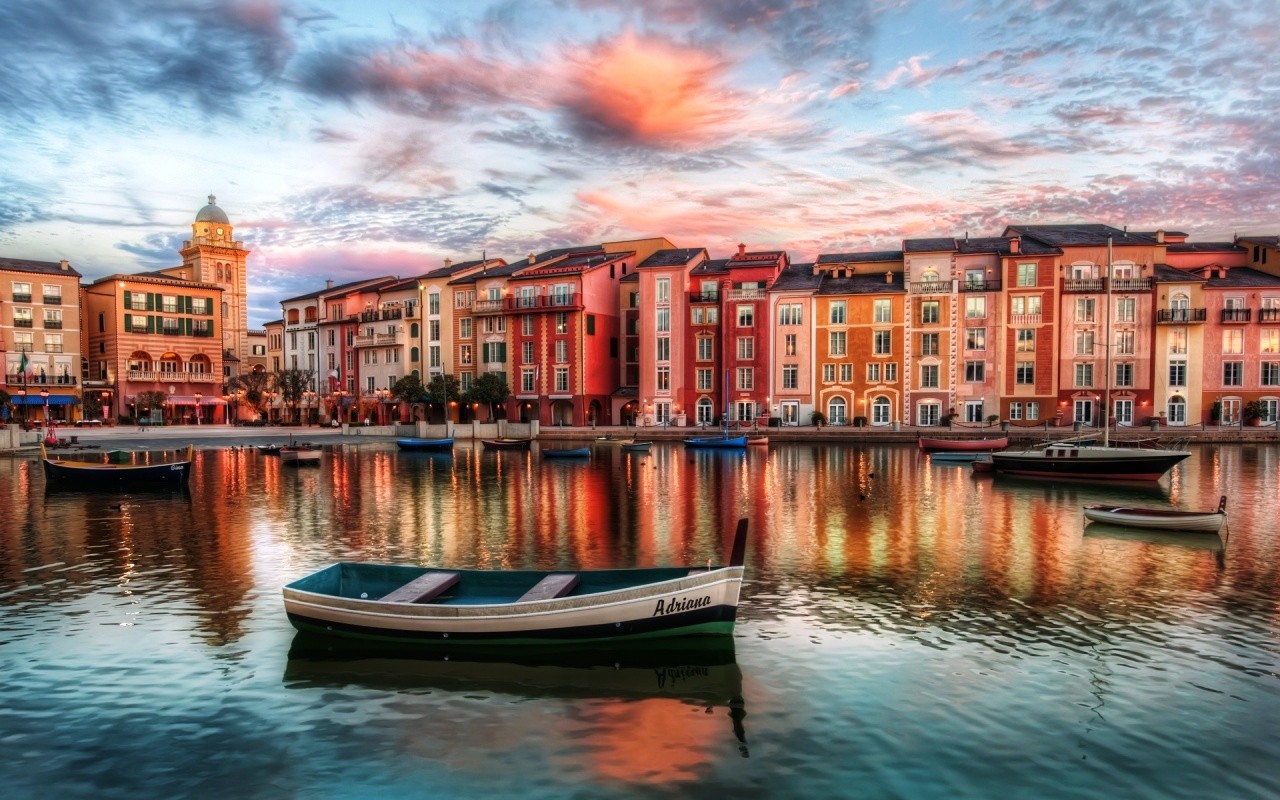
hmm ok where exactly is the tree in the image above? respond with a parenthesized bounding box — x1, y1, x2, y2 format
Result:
(274, 368, 314, 423)
(136, 390, 168, 423)
(231, 370, 273, 415)
(390, 374, 428, 404)
(424, 374, 461, 421)
(468, 372, 510, 420)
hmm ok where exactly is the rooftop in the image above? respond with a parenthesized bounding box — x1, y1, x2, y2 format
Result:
(0, 257, 82, 278)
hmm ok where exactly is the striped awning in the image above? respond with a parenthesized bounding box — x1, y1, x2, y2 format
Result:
(12, 395, 77, 405)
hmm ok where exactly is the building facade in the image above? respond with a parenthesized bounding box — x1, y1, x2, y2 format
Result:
(2, 258, 83, 424)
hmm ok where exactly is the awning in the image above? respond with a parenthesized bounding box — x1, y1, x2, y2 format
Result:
(144, 395, 226, 405)
(12, 395, 77, 405)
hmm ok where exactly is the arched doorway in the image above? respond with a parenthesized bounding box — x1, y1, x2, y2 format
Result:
(551, 400, 574, 426)
(588, 400, 603, 426)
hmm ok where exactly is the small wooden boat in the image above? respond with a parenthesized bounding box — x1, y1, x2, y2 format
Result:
(918, 436, 1008, 452)
(929, 451, 986, 462)
(1082, 496, 1226, 533)
(621, 440, 652, 452)
(41, 443, 193, 486)
(481, 438, 533, 450)
(282, 519, 749, 644)
(970, 457, 995, 474)
(256, 444, 281, 455)
(746, 435, 769, 446)
(541, 447, 591, 458)
(396, 437, 454, 452)
(280, 447, 322, 465)
(684, 435, 748, 449)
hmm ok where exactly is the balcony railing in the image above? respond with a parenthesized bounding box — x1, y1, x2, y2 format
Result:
(12, 293, 31, 303)
(43, 320, 62, 329)
(188, 374, 219, 384)
(910, 281, 950, 294)
(43, 295, 61, 305)
(688, 292, 720, 303)
(1259, 308, 1280, 323)
(1111, 278, 1152, 292)
(13, 318, 33, 328)
(353, 334, 376, 347)
(472, 299, 506, 314)
(5, 374, 77, 386)
(1157, 308, 1207, 324)
(726, 289, 763, 301)
(960, 279, 1002, 292)
(1221, 308, 1252, 323)
(359, 308, 405, 322)
(1063, 278, 1105, 293)
(1010, 314, 1042, 326)
(376, 333, 397, 345)
(127, 370, 154, 381)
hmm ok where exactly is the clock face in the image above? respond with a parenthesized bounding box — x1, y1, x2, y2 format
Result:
(217, 227, 224, 235)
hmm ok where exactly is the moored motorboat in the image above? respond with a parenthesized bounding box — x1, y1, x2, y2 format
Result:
(396, 437, 454, 452)
(918, 436, 1008, 452)
(41, 443, 194, 486)
(256, 444, 281, 455)
(684, 435, 748, 449)
(541, 447, 591, 458)
(282, 519, 749, 644)
(481, 438, 532, 450)
(1083, 495, 1226, 533)
(620, 440, 652, 452)
(987, 441, 1190, 482)
(280, 447, 322, 465)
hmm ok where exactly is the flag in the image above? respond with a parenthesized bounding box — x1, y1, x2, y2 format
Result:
(18, 351, 28, 378)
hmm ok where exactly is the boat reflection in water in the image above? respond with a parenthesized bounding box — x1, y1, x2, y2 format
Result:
(284, 633, 748, 754)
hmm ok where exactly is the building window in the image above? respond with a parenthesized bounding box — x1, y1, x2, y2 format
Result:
(460, 318, 472, 338)
(656, 277, 670, 303)
(874, 299, 891, 322)
(656, 337, 670, 361)
(920, 364, 939, 388)
(1115, 297, 1135, 322)
(460, 345, 472, 365)
(1115, 362, 1134, 387)
(829, 301, 846, 324)
(874, 331, 892, 355)
(839, 363, 853, 382)
(521, 369, 536, 393)
(556, 340, 569, 363)
(885, 363, 897, 382)
(1262, 362, 1280, 386)
(1169, 362, 1187, 387)
(965, 361, 985, 382)
(779, 303, 802, 325)
(737, 305, 754, 327)
(522, 315, 534, 335)
(829, 331, 846, 356)
(697, 368, 713, 391)
(656, 308, 670, 333)
(1016, 329, 1035, 352)
(1017, 263, 1036, 286)
(1075, 362, 1094, 387)
(1261, 329, 1280, 354)
(1223, 361, 1243, 386)
(736, 367, 754, 390)
(1026, 401, 1040, 421)
(782, 364, 798, 389)
(784, 334, 797, 356)
(965, 297, 986, 319)
(867, 363, 881, 382)
(1075, 330, 1094, 355)
(920, 301, 940, 324)
(1116, 330, 1135, 355)
(966, 328, 986, 351)
(737, 337, 754, 360)
(872, 397, 891, 425)
(1016, 361, 1035, 384)
(554, 367, 569, 392)
(1009, 402, 1023, 421)
(920, 333, 939, 356)
(827, 397, 847, 425)
(1011, 295, 1041, 316)
(1075, 298, 1095, 323)
(656, 366, 670, 391)
(697, 338, 713, 361)
(822, 364, 835, 383)
(1223, 329, 1244, 354)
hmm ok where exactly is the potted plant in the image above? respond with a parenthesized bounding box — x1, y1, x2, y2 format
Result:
(1244, 400, 1267, 426)
(986, 414, 999, 428)
(810, 410, 826, 428)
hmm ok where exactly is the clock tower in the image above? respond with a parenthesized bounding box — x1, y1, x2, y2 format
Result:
(174, 195, 251, 374)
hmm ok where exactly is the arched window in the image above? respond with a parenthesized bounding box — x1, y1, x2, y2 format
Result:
(226, 267, 232, 282)
(872, 396, 891, 425)
(1167, 395, 1186, 425)
(410, 323, 419, 338)
(410, 347, 420, 363)
(216, 266, 223, 281)
(827, 397, 847, 425)
(696, 397, 714, 425)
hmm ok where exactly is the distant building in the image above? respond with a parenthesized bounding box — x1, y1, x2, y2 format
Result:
(1, 257, 83, 423)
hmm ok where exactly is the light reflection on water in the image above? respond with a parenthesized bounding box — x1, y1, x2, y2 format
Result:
(1, 442, 1278, 799)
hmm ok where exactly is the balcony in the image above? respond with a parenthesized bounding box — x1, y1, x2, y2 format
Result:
(127, 370, 155, 381)
(481, 294, 584, 314)
(1111, 278, 1152, 292)
(13, 318, 33, 328)
(353, 334, 375, 347)
(473, 299, 506, 315)
(1010, 314, 1042, 326)
(43, 319, 62, 329)
(187, 374, 220, 384)
(1221, 308, 1252, 323)
(688, 292, 720, 304)
(1157, 308, 1207, 324)
(12, 293, 31, 303)
(910, 281, 950, 295)
(359, 308, 404, 323)
(726, 289, 763, 301)
(1259, 308, 1280, 323)
(43, 295, 61, 305)
(5, 374, 77, 387)
(1063, 278, 1105, 293)
(960, 279, 1002, 292)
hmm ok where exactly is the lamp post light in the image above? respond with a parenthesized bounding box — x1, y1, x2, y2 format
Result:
(194, 392, 203, 425)
(222, 393, 230, 425)
(40, 389, 49, 427)
(18, 388, 26, 428)
(101, 392, 110, 422)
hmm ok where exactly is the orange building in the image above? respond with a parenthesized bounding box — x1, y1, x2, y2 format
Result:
(2, 257, 83, 423)
(83, 271, 225, 424)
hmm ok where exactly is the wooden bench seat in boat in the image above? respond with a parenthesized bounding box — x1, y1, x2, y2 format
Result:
(380, 571, 460, 603)
(518, 574, 580, 602)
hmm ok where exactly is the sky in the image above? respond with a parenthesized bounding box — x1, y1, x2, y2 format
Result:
(2, 0, 1278, 327)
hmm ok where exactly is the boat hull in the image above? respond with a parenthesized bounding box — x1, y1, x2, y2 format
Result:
(1082, 506, 1225, 533)
(280, 448, 322, 465)
(396, 438, 454, 451)
(918, 436, 1007, 452)
(42, 458, 192, 486)
(988, 447, 1189, 481)
(684, 436, 748, 449)
(541, 447, 590, 458)
(283, 565, 743, 644)
(621, 442, 652, 452)
(481, 439, 532, 450)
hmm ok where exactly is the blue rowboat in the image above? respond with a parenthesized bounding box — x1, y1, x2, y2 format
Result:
(282, 519, 749, 645)
(541, 447, 591, 458)
(684, 435, 748, 449)
(396, 437, 455, 452)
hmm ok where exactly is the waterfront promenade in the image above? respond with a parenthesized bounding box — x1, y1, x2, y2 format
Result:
(4, 417, 1279, 453)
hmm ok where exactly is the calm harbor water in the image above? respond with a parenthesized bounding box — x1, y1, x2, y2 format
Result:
(1, 440, 1278, 799)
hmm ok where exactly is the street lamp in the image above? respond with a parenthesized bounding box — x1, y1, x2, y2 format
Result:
(18, 388, 26, 427)
(100, 391, 110, 423)
(222, 393, 230, 425)
(40, 389, 49, 427)
(194, 392, 203, 425)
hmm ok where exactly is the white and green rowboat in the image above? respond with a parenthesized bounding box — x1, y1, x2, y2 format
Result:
(283, 518, 748, 645)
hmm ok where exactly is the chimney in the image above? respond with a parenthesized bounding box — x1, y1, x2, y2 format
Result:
(527, 252, 536, 265)
(885, 271, 893, 284)
(1009, 237, 1020, 254)
(326, 279, 334, 290)
(1156, 229, 1165, 244)
(59, 259, 69, 271)
(737, 243, 746, 258)
(444, 257, 452, 269)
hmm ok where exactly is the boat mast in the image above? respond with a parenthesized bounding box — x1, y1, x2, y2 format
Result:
(1102, 236, 1113, 447)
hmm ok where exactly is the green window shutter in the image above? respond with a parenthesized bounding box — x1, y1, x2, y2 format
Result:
(498, 343, 507, 362)
(186, 296, 193, 314)
(481, 343, 489, 363)
(146, 293, 154, 311)
(124, 313, 132, 331)
(586, 314, 595, 335)
(185, 318, 192, 336)
(124, 291, 132, 308)
(146, 316, 155, 333)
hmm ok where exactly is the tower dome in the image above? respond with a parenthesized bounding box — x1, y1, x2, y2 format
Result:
(195, 194, 230, 225)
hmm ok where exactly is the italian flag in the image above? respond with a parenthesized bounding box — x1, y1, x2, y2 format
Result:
(18, 352, 27, 377)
